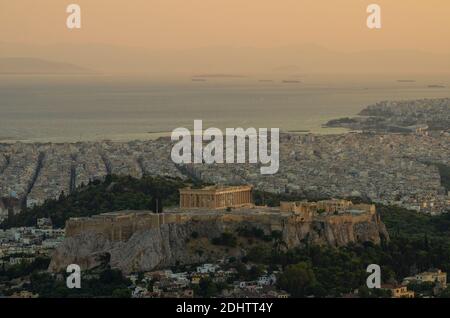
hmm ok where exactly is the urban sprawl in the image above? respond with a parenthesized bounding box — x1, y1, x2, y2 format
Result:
(0, 98, 449, 298)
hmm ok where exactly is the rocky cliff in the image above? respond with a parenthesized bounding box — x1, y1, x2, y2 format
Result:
(49, 208, 389, 274)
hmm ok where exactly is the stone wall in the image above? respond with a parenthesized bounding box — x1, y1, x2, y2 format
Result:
(50, 207, 389, 273)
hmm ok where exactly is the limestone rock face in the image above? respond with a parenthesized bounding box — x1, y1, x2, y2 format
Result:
(49, 210, 389, 274)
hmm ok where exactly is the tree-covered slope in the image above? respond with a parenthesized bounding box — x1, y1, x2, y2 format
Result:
(1, 175, 191, 229)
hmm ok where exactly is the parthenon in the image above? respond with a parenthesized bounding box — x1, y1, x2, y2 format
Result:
(179, 185, 253, 210)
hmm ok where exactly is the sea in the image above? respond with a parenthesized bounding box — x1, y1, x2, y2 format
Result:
(0, 74, 449, 143)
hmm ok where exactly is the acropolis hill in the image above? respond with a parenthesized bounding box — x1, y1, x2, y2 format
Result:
(50, 187, 388, 273)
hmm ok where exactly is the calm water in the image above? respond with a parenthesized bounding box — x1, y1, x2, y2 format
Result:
(0, 75, 449, 142)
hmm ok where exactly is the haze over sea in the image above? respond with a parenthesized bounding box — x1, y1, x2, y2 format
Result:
(1, 74, 449, 143)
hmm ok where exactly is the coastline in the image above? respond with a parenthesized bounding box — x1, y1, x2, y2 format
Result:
(0, 127, 351, 144)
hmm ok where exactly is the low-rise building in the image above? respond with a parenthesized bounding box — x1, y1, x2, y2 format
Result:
(197, 263, 219, 274)
(403, 269, 447, 294)
(381, 284, 415, 298)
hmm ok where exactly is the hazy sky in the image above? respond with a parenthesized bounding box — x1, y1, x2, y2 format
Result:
(1, 0, 450, 52)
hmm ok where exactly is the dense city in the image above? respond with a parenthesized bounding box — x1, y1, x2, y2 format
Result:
(1, 99, 450, 298)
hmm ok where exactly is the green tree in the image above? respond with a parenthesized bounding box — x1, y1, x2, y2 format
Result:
(197, 278, 219, 298)
(277, 262, 316, 297)
(112, 288, 131, 298)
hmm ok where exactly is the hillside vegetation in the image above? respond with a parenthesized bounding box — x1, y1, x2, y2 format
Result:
(1, 175, 190, 229)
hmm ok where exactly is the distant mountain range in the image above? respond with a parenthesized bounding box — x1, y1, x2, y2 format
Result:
(0, 57, 94, 75)
(0, 42, 449, 75)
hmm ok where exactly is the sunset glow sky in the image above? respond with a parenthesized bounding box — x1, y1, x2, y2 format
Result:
(1, 0, 449, 53)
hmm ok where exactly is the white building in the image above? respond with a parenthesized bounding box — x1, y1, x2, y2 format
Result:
(196, 264, 219, 274)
